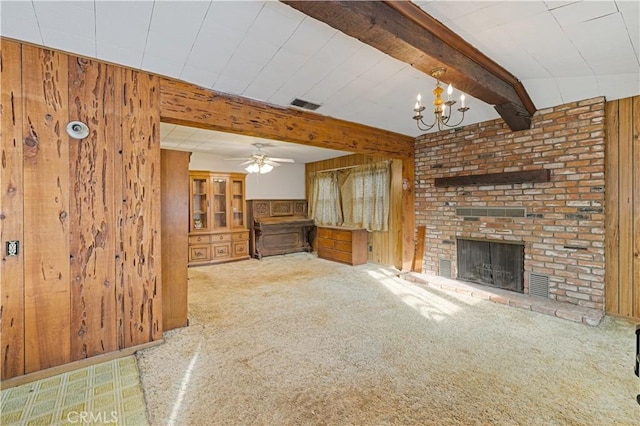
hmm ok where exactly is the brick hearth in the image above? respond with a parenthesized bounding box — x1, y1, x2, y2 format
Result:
(415, 97, 605, 311)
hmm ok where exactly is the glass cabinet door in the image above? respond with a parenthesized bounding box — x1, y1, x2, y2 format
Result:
(212, 176, 228, 229)
(231, 178, 245, 228)
(190, 175, 209, 232)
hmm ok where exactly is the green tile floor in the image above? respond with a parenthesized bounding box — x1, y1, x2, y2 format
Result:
(1, 356, 148, 425)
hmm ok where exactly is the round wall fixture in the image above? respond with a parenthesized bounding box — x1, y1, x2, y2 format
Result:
(66, 121, 90, 139)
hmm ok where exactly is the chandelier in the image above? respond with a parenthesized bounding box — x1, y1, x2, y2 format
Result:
(413, 67, 469, 131)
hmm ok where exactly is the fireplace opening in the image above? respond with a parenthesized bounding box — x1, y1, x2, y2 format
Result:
(457, 239, 524, 293)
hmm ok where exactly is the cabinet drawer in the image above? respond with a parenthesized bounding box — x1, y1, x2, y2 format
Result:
(331, 250, 353, 264)
(189, 234, 211, 244)
(212, 233, 232, 242)
(233, 241, 249, 256)
(317, 228, 333, 239)
(232, 231, 249, 241)
(189, 245, 211, 262)
(332, 230, 352, 242)
(317, 247, 334, 261)
(334, 240, 353, 253)
(317, 237, 334, 249)
(212, 242, 231, 258)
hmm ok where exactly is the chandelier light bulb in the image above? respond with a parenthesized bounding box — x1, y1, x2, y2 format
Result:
(460, 94, 466, 108)
(447, 83, 453, 100)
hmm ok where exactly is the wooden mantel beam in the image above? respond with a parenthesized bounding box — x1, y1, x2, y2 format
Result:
(281, 0, 536, 131)
(159, 77, 414, 159)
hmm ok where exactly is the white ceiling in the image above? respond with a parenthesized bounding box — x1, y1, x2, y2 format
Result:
(2, 0, 638, 162)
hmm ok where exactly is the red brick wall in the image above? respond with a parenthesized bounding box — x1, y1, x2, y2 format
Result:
(415, 97, 606, 310)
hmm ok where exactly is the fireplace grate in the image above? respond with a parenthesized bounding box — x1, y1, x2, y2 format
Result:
(439, 259, 452, 278)
(529, 273, 550, 298)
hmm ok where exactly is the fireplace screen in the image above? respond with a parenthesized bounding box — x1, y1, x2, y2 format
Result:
(457, 239, 524, 293)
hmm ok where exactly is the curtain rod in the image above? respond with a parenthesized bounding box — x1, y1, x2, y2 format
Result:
(315, 160, 391, 174)
(315, 165, 359, 173)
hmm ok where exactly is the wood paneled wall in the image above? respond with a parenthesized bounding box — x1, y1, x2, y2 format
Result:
(306, 154, 405, 269)
(1, 40, 162, 380)
(605, 96, 640, 320)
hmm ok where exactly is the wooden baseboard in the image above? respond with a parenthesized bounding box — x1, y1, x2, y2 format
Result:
(1, 340, 164, 390)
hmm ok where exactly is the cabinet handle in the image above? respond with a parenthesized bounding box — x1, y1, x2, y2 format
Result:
(195, 251, 202, 256)
(197, 237, 202, 242)
(219, 235, 224, 240)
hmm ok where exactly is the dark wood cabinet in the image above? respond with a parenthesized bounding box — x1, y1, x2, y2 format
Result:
(317, 226, 368, 266)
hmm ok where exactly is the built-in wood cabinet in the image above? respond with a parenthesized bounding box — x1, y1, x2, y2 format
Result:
(189, 171, 249, 266)
(317, 226, 368, 266)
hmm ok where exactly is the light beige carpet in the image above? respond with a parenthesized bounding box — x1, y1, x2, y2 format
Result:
(137, 253, 638, 425)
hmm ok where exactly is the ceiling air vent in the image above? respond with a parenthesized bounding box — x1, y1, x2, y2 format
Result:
(290, 98, 321, 111)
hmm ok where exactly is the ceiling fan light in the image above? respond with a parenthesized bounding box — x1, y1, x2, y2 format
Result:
(259, 163, 274, 174)
(245, 163, 260, 173)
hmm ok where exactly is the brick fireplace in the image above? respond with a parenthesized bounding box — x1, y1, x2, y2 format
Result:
(414, 97, 606, 311)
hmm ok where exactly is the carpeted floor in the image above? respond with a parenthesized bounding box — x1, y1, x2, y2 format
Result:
(137, 253, 639, 425)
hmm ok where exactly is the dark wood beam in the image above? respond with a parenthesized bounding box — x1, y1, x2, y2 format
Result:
(159, 77, 414, 159)
(281, 0, 536, 131)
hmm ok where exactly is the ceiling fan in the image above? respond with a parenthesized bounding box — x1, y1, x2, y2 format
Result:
(225, 143, 294, 174)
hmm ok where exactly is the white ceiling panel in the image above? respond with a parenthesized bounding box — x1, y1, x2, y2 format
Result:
(596, 72, 640, 101)
(522, 78, 565, 109)
(1, 0, 638, 159)
(282, 17, 336, 56)
(550, 0, 618, 26)
(0, 1, 42, 45)
(556, 75, 601, 103)
(95, 1, 152, 52)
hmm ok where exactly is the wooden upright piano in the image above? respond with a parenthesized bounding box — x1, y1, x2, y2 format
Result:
(247, 199, 315, 259)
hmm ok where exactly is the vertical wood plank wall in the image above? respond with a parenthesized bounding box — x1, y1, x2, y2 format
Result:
(21, 45, 72, 373)
(306, 154, 404, 269)
(605, 95, 640, 320)
(0, 40, 162, 380)
(1, 40, 26, 379)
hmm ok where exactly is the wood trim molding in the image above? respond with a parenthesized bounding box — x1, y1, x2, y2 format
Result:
(281, 0, 535, 131)
(0, 340, 163, 390)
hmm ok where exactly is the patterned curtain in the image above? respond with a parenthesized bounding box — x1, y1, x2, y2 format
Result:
(309, 171, 343, 226)
(341, 161, 390, 231)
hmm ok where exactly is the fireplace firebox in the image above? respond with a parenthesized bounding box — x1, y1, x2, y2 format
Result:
(457, 239, 524, 293)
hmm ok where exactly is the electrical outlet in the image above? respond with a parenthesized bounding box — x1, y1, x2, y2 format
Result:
(368, 245, 373, 252)
(6, 240, 19, 256)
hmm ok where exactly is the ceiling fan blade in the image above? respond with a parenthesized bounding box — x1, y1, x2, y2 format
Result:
(264, 160, 281, 167)
(267, 157, 295, 163)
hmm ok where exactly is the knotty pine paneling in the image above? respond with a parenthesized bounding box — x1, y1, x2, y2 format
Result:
(1, 39, 163, 380)
(120, 69, 162, 347)
(68, 57, 118, 359)
(306, 154, 405, 269)
(605, 96, 640, 320)
(1, 40, 26, 380)
(21, 45, 72, 373)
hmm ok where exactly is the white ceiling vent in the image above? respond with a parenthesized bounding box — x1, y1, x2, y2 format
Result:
(290, 98, 321, 111)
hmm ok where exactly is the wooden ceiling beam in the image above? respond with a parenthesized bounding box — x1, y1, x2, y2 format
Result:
(159, 77, 414, 159)
(281, 0, 536, 131)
